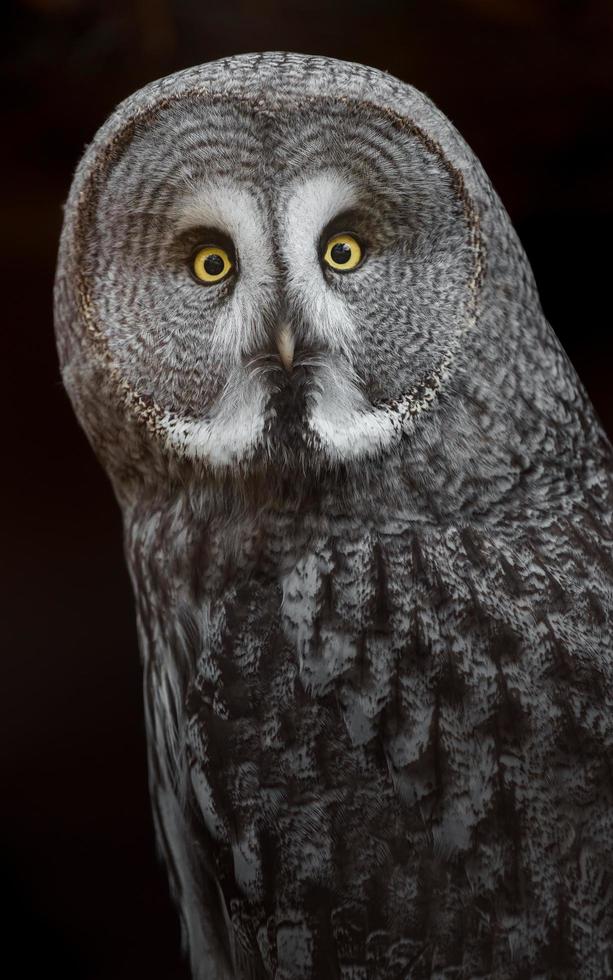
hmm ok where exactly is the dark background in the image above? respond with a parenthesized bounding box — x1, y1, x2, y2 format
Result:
(2, 1, 612, 976)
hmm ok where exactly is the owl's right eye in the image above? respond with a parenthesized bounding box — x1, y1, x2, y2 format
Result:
(191, 245, 234, 285)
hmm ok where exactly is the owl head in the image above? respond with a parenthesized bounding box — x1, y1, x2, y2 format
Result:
(55, 53, 588, 507)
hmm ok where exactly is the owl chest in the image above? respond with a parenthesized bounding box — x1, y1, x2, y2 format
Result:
(186, 523, 397, 720)
(145, 508, 613, 791)
(179, 530, 408, 878)
(136, 509, 613, 926)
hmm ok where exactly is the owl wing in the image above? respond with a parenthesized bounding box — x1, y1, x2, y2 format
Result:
(292, 486, 613, 977)
(178, 473, 613, 978)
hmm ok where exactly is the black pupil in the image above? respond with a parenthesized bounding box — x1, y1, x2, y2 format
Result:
(204, 253, 225, 276)
(330, 242, 352, 264)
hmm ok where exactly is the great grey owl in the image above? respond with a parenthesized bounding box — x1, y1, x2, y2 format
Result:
(54, 52, 613, 979)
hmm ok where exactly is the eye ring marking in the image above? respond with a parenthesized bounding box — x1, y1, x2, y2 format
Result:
(322, 232, 364, 273)
(191, 244, 234, 284)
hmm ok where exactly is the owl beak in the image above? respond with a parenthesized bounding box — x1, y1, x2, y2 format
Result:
(276, 324, 294, 374)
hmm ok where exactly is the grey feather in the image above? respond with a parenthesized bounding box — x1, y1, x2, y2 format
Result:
(55, 52, 613, 979)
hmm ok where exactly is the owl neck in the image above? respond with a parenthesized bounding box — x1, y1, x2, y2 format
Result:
(118, 412, 606, 535)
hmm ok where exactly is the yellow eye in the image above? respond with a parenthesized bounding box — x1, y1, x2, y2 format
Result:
(192, 245, 233, 284)
(322, 233, 363, 272)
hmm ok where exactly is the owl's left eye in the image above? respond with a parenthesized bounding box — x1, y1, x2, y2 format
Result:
(191, 244, 234, 285)
(322, 233, 364, 273)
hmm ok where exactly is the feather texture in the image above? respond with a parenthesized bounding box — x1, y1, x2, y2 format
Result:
(54, 52, 613, 978)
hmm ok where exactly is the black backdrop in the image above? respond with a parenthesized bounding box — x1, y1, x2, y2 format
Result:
(3, 1, 613, 976)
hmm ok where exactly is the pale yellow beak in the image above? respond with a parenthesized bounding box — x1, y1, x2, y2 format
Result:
(276, 324, 294, 373)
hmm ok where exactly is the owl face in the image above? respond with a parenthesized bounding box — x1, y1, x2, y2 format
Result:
(82, 94, 477, 469)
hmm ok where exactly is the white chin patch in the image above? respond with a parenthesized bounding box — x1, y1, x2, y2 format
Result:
(308, 402, 400, 462)
(154, 353, 443, 468)
(306, 367, 402, 462)
(158, 370, 267, 466)
(156, 366, 415, 467)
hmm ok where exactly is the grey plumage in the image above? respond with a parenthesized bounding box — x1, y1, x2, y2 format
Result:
(54, 52, 613, 978)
